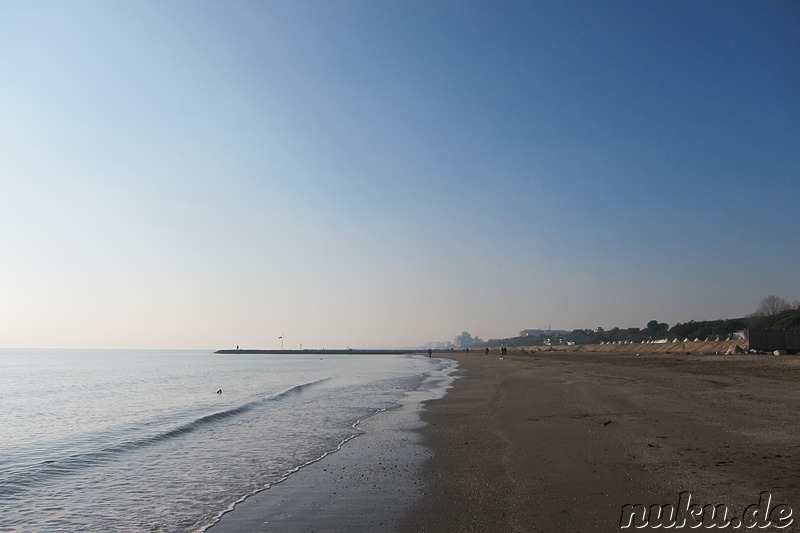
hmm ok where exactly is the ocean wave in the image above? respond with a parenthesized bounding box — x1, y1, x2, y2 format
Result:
(0, 377, 331, 496)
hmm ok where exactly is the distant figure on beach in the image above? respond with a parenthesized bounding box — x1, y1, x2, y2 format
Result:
(428, 349, 432, 358)
(485, 348, 489, 356)
(216, 389, 223, 394)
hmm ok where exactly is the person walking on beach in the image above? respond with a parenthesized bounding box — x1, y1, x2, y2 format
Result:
(428, 349, 432, 358)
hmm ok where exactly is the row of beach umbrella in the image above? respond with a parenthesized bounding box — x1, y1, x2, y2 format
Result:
(600, 333, 744, 345)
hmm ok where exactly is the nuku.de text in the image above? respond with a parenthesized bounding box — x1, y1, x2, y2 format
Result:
(620, 491, 793, 529)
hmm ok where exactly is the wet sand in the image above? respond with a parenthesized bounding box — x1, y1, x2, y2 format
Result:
(207, 351, 800, 532)
(403, 351, 800, 532)
(206, 369, 442, 533)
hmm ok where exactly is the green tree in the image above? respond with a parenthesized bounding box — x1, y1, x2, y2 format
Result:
(645, 320, 669, 338)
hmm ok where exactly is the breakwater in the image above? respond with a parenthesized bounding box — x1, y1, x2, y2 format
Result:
(215, 349, 427, 355)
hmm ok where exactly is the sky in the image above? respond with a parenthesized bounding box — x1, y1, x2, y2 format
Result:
(1, 1, 799, 349)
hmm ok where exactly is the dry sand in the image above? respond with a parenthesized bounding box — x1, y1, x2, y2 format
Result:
(515, 338, 748, 355)
(403, 351, 800, 532)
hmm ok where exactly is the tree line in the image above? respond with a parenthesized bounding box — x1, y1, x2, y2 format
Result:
(481, 295, 800, 347)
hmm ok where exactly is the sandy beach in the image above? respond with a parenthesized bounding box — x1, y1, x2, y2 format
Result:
(209, 350, 800, 532)
(404, 350, 800, 532)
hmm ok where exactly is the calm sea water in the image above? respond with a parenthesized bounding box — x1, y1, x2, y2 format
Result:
(0, 349, 457, 532)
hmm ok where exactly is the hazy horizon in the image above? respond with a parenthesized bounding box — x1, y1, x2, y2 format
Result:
(2, 1, 798, 350)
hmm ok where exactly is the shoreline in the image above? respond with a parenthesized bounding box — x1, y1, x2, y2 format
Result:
(403, 351, 800, 531)
(205, 405, 429, 532)
(205, 357, 459, 532)
(205, 350, 800, 532)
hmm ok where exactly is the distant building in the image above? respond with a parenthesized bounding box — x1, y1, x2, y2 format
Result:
(425, 341, 454, 350)
(454, 331, 483, 348)
(520, 328, 568, 337)
(520, 329, 548, 337)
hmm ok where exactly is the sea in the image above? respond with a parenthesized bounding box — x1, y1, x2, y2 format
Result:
(0, 349, 458, 532)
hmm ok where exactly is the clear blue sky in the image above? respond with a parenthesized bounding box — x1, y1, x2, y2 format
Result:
(2, 1, 798, 349)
